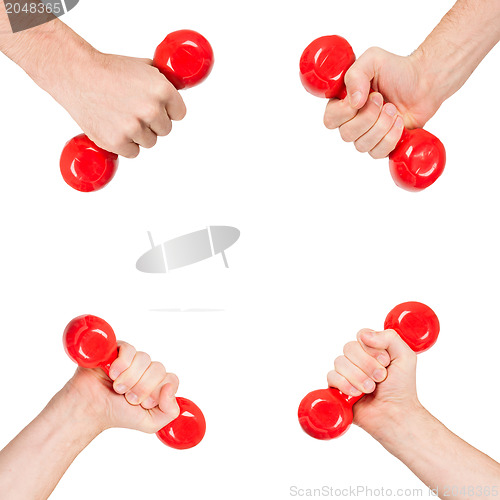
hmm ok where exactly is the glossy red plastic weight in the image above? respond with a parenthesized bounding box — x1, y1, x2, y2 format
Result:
(298, 301, 439, 440)
(299, 36, 446, 191)
(63, 315, 206, 449)
(60, 29, 214, 192)
(153, 29, 214, 90)
(60, 134, 119, 193)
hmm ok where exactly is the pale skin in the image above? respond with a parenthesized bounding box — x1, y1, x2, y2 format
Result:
(0, 2, 186, 158)
(328, 329, 500, 500)
(0, 342, 180, 500)
(324, 0, 500, 158)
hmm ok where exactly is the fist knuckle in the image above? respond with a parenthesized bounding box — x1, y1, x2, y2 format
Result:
(354, 140, 368, 153)
(142, 104, 160, 123)
(334, 355, 345, 368)
(366, 46, 383, 59)
(151, 361, 166, 375)
(339, 128, 354, 143)
(163, 120, 173, 135)
(120, 341, 135, 353)
(121, 145, 139, 159)
(144, 135, 158, 149)
(323, 115, 334, 129)
(155, 79, 172, 99)
(369, 149, 384, 160)
(109, 134, 127, 151)
(137, 351, 151, 365)
(175, 104, 187, 121)
(343, 341, 356, 356)
(124, 119, 141, 138)
(168, 373, 180, 387)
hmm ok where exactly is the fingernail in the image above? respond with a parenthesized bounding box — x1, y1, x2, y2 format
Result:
(127, 392, 138, 404)
(385, 103, 397, 117)
(377, 354, 388, 365)
(350, 91, 362, 107)
(350, 387, 362, 397)
(109, 368, 119, 380)
(370, 93, 383, 107)
(144, 397, 156, 408)
(115, 384, 127, 394)
(373, 369, 385, 381)
(395, 116, 404, 128)
(363, 379, 375, 392)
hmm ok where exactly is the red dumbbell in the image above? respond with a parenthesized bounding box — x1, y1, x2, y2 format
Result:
(299, 36, 446, 192)
(60, 29, 214, 192)
(63, 314, 206, 450)
(298, 301, 439, 440)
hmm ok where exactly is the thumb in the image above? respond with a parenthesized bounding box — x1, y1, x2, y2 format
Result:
(344, 47, 381, 109)
(150, 383, 180, 428)
(359, 329, 413, 362)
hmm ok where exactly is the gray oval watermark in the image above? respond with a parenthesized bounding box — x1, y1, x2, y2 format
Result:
(3, 0, 79, 33)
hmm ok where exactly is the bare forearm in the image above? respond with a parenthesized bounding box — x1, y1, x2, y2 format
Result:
(0, 385, 102, 500)
(377, 405, 500, 499)
(0, 1, 10, 34)
(415, 0, 500, 104)
(0, 7, 95, 95)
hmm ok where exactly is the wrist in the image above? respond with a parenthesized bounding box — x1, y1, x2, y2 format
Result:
(374, 401, 433, 453)
(408, 47, 452, 111)
(42, 380, 105, 446)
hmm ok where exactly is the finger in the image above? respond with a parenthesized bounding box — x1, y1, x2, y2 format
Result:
(369, 116, 405, 159)
(116, 141, 141, 159)
(157, 383, 180, 420)
(124, 361, 167, 405)
(109, 342, 136, 381)
(344, 47, 382, 109)
(359, 329, 414, 362)
(142, 373, 179, 410)
(132, 127, 158, 149)
(327, 370, 362, 397)
(155, 79, 187, 121)
(148, 109, 173, 137)
(144, 384, 180, 431)
(353, 103, 398, 153)
(113, 351, 152, 395)
(338, 92, 383, 143)
(333, 355, 376, 394)
(343, 340, 387, 383)
(93, 133, 140, 159)
(356, 329, 391, 367)
(324, 98, 357, 130)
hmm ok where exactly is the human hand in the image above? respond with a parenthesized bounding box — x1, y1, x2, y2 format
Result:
(327, 329, 422, 440)
(62, 341, 180, 434)
(40, 44, 186, 158)
(323, 48, 442, 158)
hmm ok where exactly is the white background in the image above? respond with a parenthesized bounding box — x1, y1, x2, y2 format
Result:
(1, 0, 499, 498)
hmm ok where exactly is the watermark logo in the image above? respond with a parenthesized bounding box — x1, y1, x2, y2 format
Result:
(3, 1, 79, 33)
(136, 227, 240, 273)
